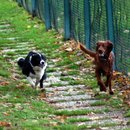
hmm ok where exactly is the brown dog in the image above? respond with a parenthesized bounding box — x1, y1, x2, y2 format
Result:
(80, 40, 114, 95)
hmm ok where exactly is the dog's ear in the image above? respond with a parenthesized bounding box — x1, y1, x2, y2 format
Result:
(107, 40, 113, 52)
(96, 42, 99, 51)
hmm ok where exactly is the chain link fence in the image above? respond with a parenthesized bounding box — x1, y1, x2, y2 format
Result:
(113, 0, 130, 73)
(16, 0, 130, 74)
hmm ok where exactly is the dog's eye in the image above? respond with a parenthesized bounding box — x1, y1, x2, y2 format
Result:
(40, 61, 45, 65)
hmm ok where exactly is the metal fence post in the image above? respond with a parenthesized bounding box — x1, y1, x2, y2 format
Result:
(17, 0, 23, 6)
(64, 0, 71, 40)
(31, 0, 37, 17)
(84, 0, 91, 49)
(44, 0, 51, 30)
(106, 0, 116, 69)
(106, 0, 114, 43)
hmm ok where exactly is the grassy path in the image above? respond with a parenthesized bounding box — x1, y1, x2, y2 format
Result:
(0, 0, 130, 129)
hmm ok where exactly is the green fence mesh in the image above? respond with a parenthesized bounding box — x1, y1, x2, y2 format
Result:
(90, 0, 107, 50)
(49, 0, 64, 33)
(16, 0, 130, 74)
(24, 0, 32, 14)
(113, 0, 130, 73)
(21, 0, 27, 10)
(36, 0, 45, 21)
(70, 0, 85, 43)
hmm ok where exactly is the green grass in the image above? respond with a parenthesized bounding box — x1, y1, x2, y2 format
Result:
(47, 67, 58, 73)
(60, 77, 83, 85)
(0, 0, 129, 129)
(0, 0, 93, 129)
(54, 124, 79, 130)
(0, 0, 60, 129)
(0, 69, 10, 77)
(78, 122, 118, 129)
(54, 108, 111, 116)
(91, 100, 106, 106)
(67, 70, 79, 75)
(49, 83, 65, 87)
(125, 110, 130, 117)
(66, 117, 91, 123)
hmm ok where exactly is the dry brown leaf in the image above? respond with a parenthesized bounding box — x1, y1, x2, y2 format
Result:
(59, 40, 78, 52)
(124, 101, 130, 107)
(122, 90, 130, 98)
(0, 81, 9, 86)
(50, 121, 58, 126)
(16, 83, 25, 89)
(65, 47, 73, 52)
(113, 71, 122, 76)
(39, 92, 47, 99)
(3, 112, 10, 116)
(0, 121, 11, 127)
(55, 115, 67, 123)
(76, 42, 81, 49)
(47, 93, 54, 97)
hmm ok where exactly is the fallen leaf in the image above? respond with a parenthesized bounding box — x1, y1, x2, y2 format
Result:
(65, 47, 73, 52)
(0, 121, 11, 127)
(3, 112, 10, 116)
(39, 93, 47, 99)
(49, 121, 58, 126)
(113, 71, 122, 76)
(55, 115, 67, 123)
(16, 83, 25, 89)
(0, 81, 9, 86)
(124, 101, 130, 107)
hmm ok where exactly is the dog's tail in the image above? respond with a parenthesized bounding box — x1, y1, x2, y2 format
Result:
(17, 57, 25, 68)
(80, 44, 96, 58)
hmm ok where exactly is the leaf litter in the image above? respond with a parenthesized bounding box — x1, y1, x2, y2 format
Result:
(61, 40, 130, 107)
(0, 121, 11, 127)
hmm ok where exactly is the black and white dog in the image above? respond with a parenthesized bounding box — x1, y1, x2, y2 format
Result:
(17, 51, 47, 90)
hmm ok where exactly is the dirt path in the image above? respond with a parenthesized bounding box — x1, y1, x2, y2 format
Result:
(0, 20, 130, 130)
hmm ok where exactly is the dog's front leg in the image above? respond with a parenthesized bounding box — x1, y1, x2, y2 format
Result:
(35, 79, 39, 87)
(96, 70, 106, 92)
(39, 73, 46, 91)
(107, 74, 114, 95)
(27, 77, 35, 88)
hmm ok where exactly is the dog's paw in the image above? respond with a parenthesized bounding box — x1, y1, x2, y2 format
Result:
(31, 85, 35, 89)
(40, 88, 46, 92)
(30, 82, 36, 89)
(109, 91, 114, 95)
(100, 87, 106, 92)
(105, 81, 108, 87)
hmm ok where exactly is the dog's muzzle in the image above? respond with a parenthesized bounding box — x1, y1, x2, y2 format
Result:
(39, 60, 45, 68)
(99, 53, 107, 61)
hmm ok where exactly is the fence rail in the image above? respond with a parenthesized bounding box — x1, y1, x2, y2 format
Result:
(16, 0, 130, 74)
